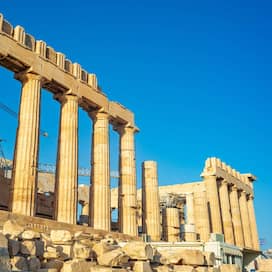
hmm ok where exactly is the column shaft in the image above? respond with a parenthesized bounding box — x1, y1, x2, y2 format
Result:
(219, 180, 235, 244)
(239, 191, 253, 248)
(10, 72, 41, 216)
(162, 207, 180, 242)
(117, 125, 137, 236)
(194, 190, 210, 242)
(204, 175, 223, 234)
(186, 192, 195, 225)
(229, 186, 244, 247)
(247, 195, 260, 250)
(89, 111, 110, 231)
(55, 94, 78, 224)
(142, 161, 161, 241)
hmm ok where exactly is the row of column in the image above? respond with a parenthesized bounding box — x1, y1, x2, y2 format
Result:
(9, 72, 138, 236)
(204, 175, 259, 250)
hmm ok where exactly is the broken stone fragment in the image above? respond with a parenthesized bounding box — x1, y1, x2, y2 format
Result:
(43, 251, 60, 259)
(97, 248, 129, 267)
(60, 259, 96, 272)
(21, 230, 41, 240)
(151, 264, 171, 272)
(41, 259, 63, 270)
(57, 244, 73, 261)
(173, 265, 197, 272)
(38, 269, 58, 272)
(219, 264, 240, 272)
(28, 256, 41, 271)
(132, 260, 153, 272)
(122, 241, 153, 260)
(93, 241, 120, 257)
(50, 230, 72, 244)
(73, 241, 94, 259)
(20, 240, 37, 255)
(3, 219, 24, 238)
(158, 250, 183, 265)
(195, 267, 208, 272)
(10, 256, 28, 271)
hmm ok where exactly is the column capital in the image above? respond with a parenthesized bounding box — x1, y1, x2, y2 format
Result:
(221, 179, 228, 186)
(54, 92, 79, 104)
(88, 108, 109, 120)
(114, 123, 139, 134)
(15, 71, 43, 83)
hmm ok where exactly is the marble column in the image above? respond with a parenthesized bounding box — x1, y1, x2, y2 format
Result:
(10, 72, 42, 216)
(247, 194, 260, 250)
(116, 124, 138, 236)
(239, 190, 253, 248)
(186, 192, 195, 225)
(229, 185, 244, 247)
(219, 180, 235, 244)
(142, 161, 161, 241)
(55, 94, 78, 224)
(162, 207, 180, 242)
(89, 110, 110, 231)
(194, 190, 210, 242)
(204, 175, 223, 234)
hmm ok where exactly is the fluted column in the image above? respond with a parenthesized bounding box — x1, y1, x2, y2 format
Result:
(239, 190, 253, 248)
(194, 190, 210, 242)
(116, 124, 138, 236)
(247, 195, 260, 250)
(89, 110, 110, 231)
(204, 175, 223, 234)
(10, 72, 42, 216)
(219, 180, 235, 244)
(79, 200, 89, 225)
(142, 161, 161, 241)
(229, 185, 244, 247)
(54, 94, 78, 224)
(162, 207, 180, 242)
(186, 192, 195, 225)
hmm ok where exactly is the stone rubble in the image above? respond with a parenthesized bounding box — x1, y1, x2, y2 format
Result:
(1, 219, 244, 272)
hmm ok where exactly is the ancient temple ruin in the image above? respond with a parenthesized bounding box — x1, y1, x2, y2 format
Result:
(0, 13, 262, 272)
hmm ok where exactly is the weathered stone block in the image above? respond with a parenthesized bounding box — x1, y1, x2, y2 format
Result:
(122, 242, 153, 260)
(203, 252, 215, 266)
(132, 260, 153, 272)
(173, 265, 197, 272)
(10, 256, 28, 271)
(219, 264, 240, 272)
(97, 248, 129, 267)
(151, 265, 171, 272)
(8, 239, 20, 256)
(158, 250, 183, 265)
(3, 219, 24, 238)
(21, 230, 40, 240)
(73, 241, 94, 259)
(20, 240, 36, 255)
(60, 259, 96, 272)
(50, 230, 72, 244)
(93, 241, 119, 257)
(57, 244, 73, 261)
(196, 267, 208, 272)
(41, 259, 63, 270)
(207, 268, 220, 272)
(28, 256, 41, 271)
(43, 251, 60, 259)
(0, 233, 11, 271)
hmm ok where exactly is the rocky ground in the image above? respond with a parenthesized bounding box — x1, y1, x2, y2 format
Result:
(0, 219, 242, 272)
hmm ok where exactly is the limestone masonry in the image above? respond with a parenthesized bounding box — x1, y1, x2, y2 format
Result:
(0, 13, 266, 272)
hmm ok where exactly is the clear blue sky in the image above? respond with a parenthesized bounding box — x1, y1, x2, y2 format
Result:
(0, 1, 271, 249)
